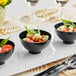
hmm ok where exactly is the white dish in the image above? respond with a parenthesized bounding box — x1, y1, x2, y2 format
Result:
(0, 32, 55, 76)
(0, 16, 76, 76)
(0, 31, 76, 76)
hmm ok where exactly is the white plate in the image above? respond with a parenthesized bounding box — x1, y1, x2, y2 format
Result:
(52, 36, 76, 60)
(0, 16, 76, 76)
(0, 31, 76, 76)
(0, 32, 55, 76)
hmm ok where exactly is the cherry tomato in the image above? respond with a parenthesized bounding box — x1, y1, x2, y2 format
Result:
(38, 39, 45, 43)
(1, 45, 13, 53)
(73, 28, 76, 32)
(34, 37, 39, 42)
(67, 27, 70, 32)
(29, 36, 33, 40)
(41, 35, 45, 38)
(26, 39, 34, 43)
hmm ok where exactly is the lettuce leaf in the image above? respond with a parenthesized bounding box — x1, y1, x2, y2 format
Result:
(24, 26, 40, 35)
(62, 19, 76, 28)
(0, 37, 10, 47)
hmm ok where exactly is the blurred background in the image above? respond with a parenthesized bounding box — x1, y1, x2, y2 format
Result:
(7, 0, 76, 16)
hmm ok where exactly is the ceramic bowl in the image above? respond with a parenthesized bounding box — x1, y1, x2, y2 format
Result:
(55, 22, 76, 44)
(19, 30, 52, 54)
(0, 39, 15, 65)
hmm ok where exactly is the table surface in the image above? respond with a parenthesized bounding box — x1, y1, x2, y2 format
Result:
(0, 16, 76, 76)
(1, 0, 76, 76)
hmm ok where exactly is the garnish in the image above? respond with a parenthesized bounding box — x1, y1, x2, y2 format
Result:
(57, 19, 76, 32)
(23, 26, 49, 43)
(0, 37, 10, 47)
(62, 19, 76, 29)
(24, 26, 40, 35)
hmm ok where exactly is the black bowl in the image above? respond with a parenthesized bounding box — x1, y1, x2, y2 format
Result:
(55, 22, 76, 44)
(19, 30, 51, 54)
(0, 39, 15, 65)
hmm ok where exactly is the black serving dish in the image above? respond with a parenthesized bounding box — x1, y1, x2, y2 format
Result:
(19, 30, 51, 54)
(55, 22, 76, 44)
(0, 39, 15, 65)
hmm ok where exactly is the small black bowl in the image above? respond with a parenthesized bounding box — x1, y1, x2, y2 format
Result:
(0, 39, 15, 65)
(55, 22, 76, 44)
(19, 30, 51, 54)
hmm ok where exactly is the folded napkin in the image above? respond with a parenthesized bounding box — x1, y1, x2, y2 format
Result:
(0, 17, 23, 36)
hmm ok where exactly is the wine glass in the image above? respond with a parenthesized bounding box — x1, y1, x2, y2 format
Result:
(24, 0, 39, 21)
(23, 0, 40, 30)
(55, 0, 69, 19)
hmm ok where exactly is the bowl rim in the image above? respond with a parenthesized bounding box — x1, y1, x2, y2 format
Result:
(0, 39, 15, 54)
(55, 22, 76, 33)
(19, 29, 52, 44)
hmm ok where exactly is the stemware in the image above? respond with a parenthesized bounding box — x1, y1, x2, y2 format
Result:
(24, 0, 39, 22)
(23, 0, 41, 30)
(54, 0, 69, 19)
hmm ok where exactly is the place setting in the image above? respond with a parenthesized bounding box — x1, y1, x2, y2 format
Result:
(0, 0, 76, 76)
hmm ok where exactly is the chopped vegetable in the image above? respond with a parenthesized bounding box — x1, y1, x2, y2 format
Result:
(23, 26, 49, 43)
(1, 45, 13, 53)
(0, 37, 13, 53)
(0, 37, 10, 47)
(73, 27, 76, 32)
(38, 39, 45, 43)
(42, 35, 49, 41)
(57, 19, 76, 32)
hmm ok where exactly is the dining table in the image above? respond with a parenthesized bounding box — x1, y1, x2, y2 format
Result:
(0, 0, 76, 76)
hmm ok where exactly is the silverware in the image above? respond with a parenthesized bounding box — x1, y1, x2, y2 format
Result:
(34, 54, 76, 76)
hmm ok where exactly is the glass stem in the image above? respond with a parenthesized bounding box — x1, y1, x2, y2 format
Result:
(31, 5, 39, 31)
(60, 6, 64, 19)
(30, 6, 35, 20)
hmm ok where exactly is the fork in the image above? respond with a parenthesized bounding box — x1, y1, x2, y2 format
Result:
(35, 54, 76, 76)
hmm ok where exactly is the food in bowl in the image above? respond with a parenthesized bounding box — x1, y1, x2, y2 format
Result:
(19, 27, 51, 54)
(0, 37, 13, 53)
(0, 45, 13, 53)
(57, 19, 76, 32)
(55, 19, 76, 44)
(0, 37, 14, 65)
(23, 26, 49, 43)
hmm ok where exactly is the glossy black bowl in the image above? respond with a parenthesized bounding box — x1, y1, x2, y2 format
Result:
(55, 22, 76, 44)
(0, 39, 15, 65)
(19, 30, 51, 54)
